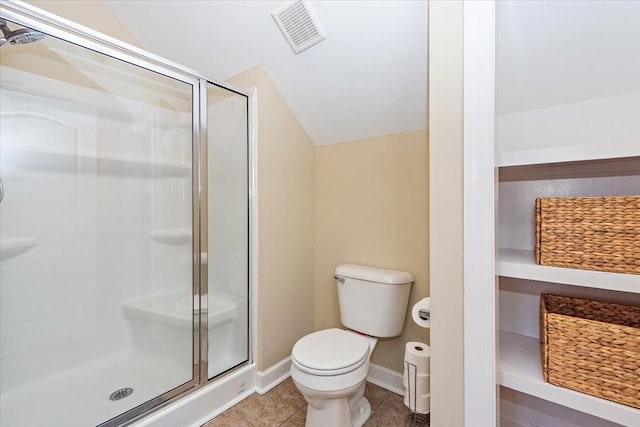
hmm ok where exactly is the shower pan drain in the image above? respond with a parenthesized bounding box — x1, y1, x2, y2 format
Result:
(109, 387, 133, 401)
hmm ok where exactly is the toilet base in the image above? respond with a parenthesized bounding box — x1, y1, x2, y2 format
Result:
(300, 379, 372, 427)
(304, 395, 371, 427)
(350, 396, 371, 427)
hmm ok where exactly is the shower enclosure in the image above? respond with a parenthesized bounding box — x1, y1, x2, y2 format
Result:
(0, 2, 251, 426)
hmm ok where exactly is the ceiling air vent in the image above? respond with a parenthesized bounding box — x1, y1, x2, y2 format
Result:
(272, 1, 326, 54)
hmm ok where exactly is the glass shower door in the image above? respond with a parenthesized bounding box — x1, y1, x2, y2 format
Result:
(205, 83, 249, 379)
(0, 18, 197, 427)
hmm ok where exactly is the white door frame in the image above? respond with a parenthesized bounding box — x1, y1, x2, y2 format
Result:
(463, 1, 498, 425)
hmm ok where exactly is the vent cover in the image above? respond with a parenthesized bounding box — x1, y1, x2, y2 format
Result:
(272, 1, 326, 54)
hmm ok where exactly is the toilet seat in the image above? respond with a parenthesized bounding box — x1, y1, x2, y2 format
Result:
(292, 328, 370, 376)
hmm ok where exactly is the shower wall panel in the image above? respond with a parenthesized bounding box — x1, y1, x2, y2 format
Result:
(0, 89, 100, 392)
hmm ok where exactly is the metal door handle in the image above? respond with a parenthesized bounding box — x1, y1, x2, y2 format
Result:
(0, 177, 4, 203)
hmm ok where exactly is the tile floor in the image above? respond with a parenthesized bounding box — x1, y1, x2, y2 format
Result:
(202, 379, 429, 427)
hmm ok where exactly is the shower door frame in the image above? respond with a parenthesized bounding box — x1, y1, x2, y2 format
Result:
(0, 1, 254, 426)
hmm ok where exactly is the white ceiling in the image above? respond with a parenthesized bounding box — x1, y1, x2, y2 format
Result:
(104, 0, 428, 147)
(497, 0, 640, 115)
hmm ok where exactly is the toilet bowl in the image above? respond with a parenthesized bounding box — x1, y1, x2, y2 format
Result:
(291, 328, 377, 427)
(290, 264, 413, 427)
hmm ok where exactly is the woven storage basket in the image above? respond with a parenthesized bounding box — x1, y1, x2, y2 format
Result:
(540, 293, 640, 408)
(535, 195, 640, 274)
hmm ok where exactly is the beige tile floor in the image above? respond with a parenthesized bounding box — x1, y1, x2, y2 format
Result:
(202, 378, 429, 427)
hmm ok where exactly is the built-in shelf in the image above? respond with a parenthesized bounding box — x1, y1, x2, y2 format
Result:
(497, 249, 640, 294)
(2, 147, 191, 176)
(150, 229, 192, 245)
(499, 156, 640, 182)
(0, 238, 37, 260)
(497, 139, 640, 168)
(499, 331, 640, 427)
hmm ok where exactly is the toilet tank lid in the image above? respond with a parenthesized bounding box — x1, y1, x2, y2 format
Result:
(335, 264, 413, 285)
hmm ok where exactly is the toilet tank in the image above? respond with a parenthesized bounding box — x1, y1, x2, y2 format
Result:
(335, 264, 413, 338)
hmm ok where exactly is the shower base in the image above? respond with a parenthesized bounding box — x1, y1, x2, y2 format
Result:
(0, 350, 190, 427)
(1, 289, 252, 426)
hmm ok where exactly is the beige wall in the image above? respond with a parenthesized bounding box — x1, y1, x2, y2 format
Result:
(428, 1, 465, 426)
(315, 131, 429, 372)
(231, 67, 429, 375)
(228, 66, 316, 371)
(25, 0, 140, 46)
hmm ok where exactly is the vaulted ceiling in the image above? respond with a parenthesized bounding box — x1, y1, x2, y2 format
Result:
(104, 0, 429, 147)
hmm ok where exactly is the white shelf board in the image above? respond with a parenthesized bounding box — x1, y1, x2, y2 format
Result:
(497, 249, 640, 294)
(498, 157, 640, 182)
(499, 331, 640, 427)
(497, 139, 640, 167)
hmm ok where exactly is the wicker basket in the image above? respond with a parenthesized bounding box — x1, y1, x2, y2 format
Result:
(535, 195, 640, 274)
(540, 293, 640, 408)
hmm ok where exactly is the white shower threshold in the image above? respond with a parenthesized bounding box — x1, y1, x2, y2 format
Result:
(132, 363, 256, 427)
(0, 349, 255, 427)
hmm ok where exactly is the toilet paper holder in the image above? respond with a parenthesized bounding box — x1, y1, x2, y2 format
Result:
(411, 298, 431, 328)
(405, 360, 430, 426)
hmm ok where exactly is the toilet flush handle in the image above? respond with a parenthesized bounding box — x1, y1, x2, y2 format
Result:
(334, 275, 345, 284)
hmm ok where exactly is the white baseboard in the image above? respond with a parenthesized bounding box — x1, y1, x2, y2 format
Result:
(255, 357, 291, 394)
(367, 363, 404, 396)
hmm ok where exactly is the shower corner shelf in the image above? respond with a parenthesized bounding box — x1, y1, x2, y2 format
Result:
(0, 237, 36, 260)
(2, 146, 191, 176)
(150, 229, 192, 245)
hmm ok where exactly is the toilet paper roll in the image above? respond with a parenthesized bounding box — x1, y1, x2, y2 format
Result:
(403, 341, 430, 408)
(404, 393, 430, 414)
(404, 341, 430, 373)
(411, 297, 430, 328)
(403, 372, 429, 386)
(403, 373, 430, 396)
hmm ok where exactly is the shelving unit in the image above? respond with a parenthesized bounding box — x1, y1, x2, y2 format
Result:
(496, 145, 640, 426)
(461, 3, 640, 425)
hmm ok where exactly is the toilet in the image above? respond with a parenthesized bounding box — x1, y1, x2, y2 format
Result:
(290, 264, 413, 427)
